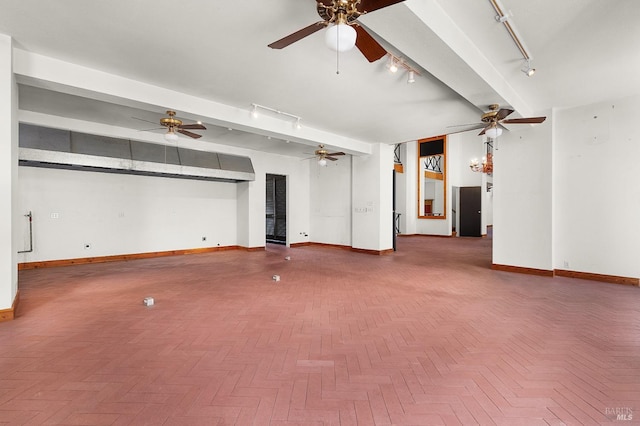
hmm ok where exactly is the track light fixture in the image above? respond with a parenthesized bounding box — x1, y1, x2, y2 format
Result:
(489, 0, 538, 77)
(521, 59, 536, 77)
(250, 103, 302, 129)
(386, 53, 420, 83)
(407, 70, 416, 84)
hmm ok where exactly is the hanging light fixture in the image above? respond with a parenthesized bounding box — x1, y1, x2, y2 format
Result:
(318, 158, 328, 167)
(485, 123, 503, 139)
(164, 128, 179, 142)
(325, 17, 356, 52)
(470, 140, 494, 173)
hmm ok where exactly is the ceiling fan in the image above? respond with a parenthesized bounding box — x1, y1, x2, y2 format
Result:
(158, 110, 206, 141)
(311, 144, 345, 166)
(268, 0, 405, 63)
(450, 104, 546, 138)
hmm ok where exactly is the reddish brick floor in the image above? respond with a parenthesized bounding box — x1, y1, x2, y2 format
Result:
(1, 237, 639, 425)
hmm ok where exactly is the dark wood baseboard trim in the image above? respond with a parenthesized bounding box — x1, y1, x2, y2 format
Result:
(351, 247, 394, 256)
(397, 234, 453, 238)
(554, 269, 639, 286)
(292, 242, 392, 255)
(18, 246, 244, 270)
(492, 263, 554, 277)
(308, 243, 352, 251)
(0, 291, 20, 322)
(289, 242, 311, 248)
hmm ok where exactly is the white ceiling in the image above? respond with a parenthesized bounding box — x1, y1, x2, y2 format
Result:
(1, 0, 639, 156)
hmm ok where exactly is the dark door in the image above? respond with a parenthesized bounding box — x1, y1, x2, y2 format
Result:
(459, 186, 481, 237)
(266, 174, 286, 244)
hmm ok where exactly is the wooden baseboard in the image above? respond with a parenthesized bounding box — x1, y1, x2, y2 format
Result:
(289, 242, 311, 248)
(243, 246, 266, 252)
(492, 263, 554, 277)
(397, 233, 453, 238)
(292, 242, 393, 255)
(18, 246, 243, 270)
(0, 291, 20, 322)
(554, 269, 639, 286)
(307, 242, 352, 251)
(351, 247, 394, 256)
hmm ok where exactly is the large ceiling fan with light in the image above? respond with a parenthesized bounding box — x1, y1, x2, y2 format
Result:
(268, 0, 405, 63)
(450, 104, 546, 138)
(135, 110, 207, 142)
(310, 144, 345, 166)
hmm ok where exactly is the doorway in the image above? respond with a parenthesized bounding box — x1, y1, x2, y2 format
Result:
(266, 174, 287, 244)
(459, 186, 481, 237)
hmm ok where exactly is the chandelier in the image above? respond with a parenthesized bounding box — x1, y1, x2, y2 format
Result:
(469, 140, 493, 174)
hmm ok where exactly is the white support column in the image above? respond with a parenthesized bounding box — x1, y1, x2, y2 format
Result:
(351, 143, 394, 252)
(0, 34, 18, 318)
(237, 174, 266, 250)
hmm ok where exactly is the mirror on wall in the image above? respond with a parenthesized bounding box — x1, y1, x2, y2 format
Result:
(418, 136, 446, 219)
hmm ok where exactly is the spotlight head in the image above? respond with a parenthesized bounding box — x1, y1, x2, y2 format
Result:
(521, 60, 536, 77)
(407, 70, 416, 83)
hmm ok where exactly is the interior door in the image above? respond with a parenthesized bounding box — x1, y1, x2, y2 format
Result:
(459, 186, 481, 237)
(266, 174, 287, 244)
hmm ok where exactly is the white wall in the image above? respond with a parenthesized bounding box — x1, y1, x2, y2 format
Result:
(16, 115, 313, 261)
(0, 34, 18, 310)
(351, 143, 394, 251)
(18, 167, 238, 261)
(493, 112, 553, 270)
(310, 156, 352, 246)
(553, 95, 640, 278)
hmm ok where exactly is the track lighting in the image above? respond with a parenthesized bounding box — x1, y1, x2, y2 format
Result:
(386, 53, 420, 83)
(250, 103, 302, 129)
(407, 70, 415, 84)
(521, 59, 536, 77)
(388, 57, 399, 73)
(489, 0, 538, 76)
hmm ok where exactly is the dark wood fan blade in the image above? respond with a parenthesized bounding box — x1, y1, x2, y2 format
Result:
(268, 21, 327, 49)
(502, 117, 547, 124)
(353, 25, 387, 62)
(179, 123, 206, 130)
(446, 124, 486, 135)
(326, 152, 345, 156)
(178, 129, 202, 139)
(446, 123, 483, 129)
(496, 108, 514, 120)
(325, 156, 339, 161)
(132, 116, 159, 125)
(358, 0, 405, 13)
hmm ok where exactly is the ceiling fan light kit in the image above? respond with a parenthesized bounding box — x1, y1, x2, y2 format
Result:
(325, 22, 357, 52)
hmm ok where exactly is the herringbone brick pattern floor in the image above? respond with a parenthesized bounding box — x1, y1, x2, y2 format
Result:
(1, 237, 639, 425)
